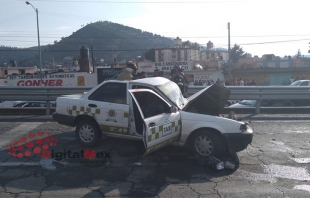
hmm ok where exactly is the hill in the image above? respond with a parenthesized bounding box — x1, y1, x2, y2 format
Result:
(1, 21, 175, 67)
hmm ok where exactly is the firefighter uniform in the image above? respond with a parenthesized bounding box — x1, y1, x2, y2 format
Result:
(172, 74, 186, 96)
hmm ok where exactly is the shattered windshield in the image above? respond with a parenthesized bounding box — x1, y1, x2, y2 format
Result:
(157, 81, 186, 109)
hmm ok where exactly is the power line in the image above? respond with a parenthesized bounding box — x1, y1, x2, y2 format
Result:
(0, 13, 33, 24)
(16, 0, 245, 3)
(0, 49, 150, 51)
(1, 35, 310, 40)
(238, 39, 310, 45)
(2, 37, 309, 51)
(40, 11, 101, 21)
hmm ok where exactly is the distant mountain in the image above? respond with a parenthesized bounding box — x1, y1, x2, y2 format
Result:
(0, 21, 175, 66)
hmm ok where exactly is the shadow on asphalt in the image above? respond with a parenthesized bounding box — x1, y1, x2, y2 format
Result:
(0, 130, 239, 197)
(0, 115, 54, 122)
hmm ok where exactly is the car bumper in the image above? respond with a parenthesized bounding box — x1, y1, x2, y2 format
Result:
(223, 130, 253, 153)
(52, 112, 75, 127)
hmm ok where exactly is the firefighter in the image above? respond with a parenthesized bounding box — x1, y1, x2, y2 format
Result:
(117, 62, 138, 81)
(174, 66, 189, 97)
(170, 68, 186, 97)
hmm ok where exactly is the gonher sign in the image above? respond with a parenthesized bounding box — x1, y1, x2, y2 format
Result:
(5, 73, 97, 87)
(138, 61, 192, 72)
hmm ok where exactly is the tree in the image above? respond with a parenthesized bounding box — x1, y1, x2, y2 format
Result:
(229, 44, 247, 63)
(182, 40, 199, 49)
(295, 49, 301, 58)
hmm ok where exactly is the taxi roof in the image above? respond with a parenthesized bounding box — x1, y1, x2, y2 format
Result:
(130, 77, 170, 86)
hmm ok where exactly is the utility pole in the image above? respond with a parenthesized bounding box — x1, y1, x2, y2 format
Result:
(53, 58, 55, 71)
(91, 39, 95, 73)
(228, 22, 231, 81)
(26, 1, 43, 85)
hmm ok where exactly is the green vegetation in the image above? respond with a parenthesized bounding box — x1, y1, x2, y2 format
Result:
(1, 21, 174, 66)
(229, 44, 248, 63)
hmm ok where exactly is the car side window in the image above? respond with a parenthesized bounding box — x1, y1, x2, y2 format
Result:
(39, 103, 46, 107)
(15, 103, 26, 107)
(132, 91, 170, 118)
(29, 102, 39, 107)
(300, 81, 308, 86)
(89, 83, 127, 104)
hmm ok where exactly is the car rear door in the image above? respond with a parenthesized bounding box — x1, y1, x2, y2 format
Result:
(85, 82, 130, 135)
(128, 89, 181, 156)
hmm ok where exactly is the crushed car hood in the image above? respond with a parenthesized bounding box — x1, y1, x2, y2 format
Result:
(182, 83, 230, 116)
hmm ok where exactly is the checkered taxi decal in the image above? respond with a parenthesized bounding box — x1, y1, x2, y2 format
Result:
(68, 105, 100, 118)
(147, 119, 181, 143)
(68, 105, 130, 135)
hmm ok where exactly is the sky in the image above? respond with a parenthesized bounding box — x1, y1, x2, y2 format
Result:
(1, 0, 310, 58)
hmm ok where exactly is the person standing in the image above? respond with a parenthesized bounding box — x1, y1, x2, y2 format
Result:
(174, 66, 189, 97)
(159, 70, 165, 77)
(239, 78, 245, 86)
(117, 62, 138, 81)
(139, 71, 147, 79)
(153, 69, 160, 77)
(170, 68, 186, 97)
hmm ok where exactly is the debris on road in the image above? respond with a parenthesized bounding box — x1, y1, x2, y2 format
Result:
(224, 161, 236, 170)
(134, 162, 141, 166)
(40, 158, 56, 171)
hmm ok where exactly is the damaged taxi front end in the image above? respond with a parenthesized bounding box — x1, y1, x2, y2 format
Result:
(175, 83, 253, 156)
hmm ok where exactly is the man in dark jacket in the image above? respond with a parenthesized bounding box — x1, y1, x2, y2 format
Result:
(170, 68, 186, 97)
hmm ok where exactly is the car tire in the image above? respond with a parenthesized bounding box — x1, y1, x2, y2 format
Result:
(190, 130, 224, 158)
(75, 120, 102, 147)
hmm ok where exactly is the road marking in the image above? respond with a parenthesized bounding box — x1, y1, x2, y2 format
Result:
(0, 122, 43, 150)
(293, 185, 310, 193)
(291, 158, 310, 164)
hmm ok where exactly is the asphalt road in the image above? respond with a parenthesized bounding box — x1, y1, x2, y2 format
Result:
(0, 114, 310, 197)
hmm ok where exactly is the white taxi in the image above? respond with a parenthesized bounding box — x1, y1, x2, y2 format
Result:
(52, 77, 253, 158)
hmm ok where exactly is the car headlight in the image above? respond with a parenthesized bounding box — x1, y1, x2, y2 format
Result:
(240, 123, 248, 132)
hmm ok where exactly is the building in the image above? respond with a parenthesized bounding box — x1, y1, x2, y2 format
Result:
(0, 66, 37, 79)
(234, 57, 255, 69)
(293, 57, 310, 68)
(154, 38, 228, 70)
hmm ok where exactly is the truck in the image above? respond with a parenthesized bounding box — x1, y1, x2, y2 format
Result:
(52, 77, 253, 158)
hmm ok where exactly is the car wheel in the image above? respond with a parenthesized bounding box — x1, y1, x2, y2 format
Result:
(75, 120, 102, 147)
(190, 131, 223, 158)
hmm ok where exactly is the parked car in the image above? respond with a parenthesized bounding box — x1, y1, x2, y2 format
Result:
(229, 99, 310, 108)
(13, 101, 56, 108)
(0, 101, 24, 107)
(53, 77, 253, 159)
(290, 80, 310, 86)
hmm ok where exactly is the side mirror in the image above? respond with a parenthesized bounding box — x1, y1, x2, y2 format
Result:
(170, 106, 178, 113)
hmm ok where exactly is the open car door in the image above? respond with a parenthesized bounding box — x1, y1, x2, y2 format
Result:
(128, 89, 181, 156)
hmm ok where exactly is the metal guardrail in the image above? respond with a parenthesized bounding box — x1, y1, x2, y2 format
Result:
(1, 86, 310, 114)
(189, 86, 310, 113)
(0, 86, 93, 114)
